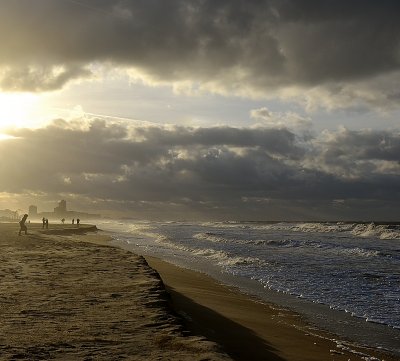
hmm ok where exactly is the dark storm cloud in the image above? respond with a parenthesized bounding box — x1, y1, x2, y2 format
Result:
(0, 120, 300, 197)
(306, 128, 400, 184)
(134, 126, 301, 157)
(0, 65, 91, 92)
(1, 0, 400, 105)
(318, 128, 400, 162)
(1, 119, 399, 219)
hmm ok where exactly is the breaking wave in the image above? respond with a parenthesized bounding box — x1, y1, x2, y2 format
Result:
(203, 221, 400, 240)
(155, 234, 265, 267)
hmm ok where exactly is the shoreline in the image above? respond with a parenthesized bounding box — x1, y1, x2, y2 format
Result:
(101, 220, 400, 359)
(143, 255, 399, 361)
(106, 232, 400, 360)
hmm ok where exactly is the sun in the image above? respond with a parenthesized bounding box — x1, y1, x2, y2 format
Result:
(0, 92, 43, 130)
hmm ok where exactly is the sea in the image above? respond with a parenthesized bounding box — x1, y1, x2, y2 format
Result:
(97, 220, 400, 358)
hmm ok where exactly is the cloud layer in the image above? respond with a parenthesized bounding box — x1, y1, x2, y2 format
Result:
(1, 119, 399, 220)
(1, 0, 400, 108)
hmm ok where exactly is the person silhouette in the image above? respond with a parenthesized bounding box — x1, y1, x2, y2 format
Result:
(42, 217, 46, 229)
(61, 218, 65, 224)
(76, 218, 80, 227)
(72, 218, 75, 225)
(45, 218, 49, 229)
(19, 214, 28, 236)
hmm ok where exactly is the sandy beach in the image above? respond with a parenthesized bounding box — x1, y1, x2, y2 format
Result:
(0, 222, 397, 361)
(0, 223, 229, 360)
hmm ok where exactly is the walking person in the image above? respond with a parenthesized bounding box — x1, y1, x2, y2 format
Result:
(19, 214, 28, 236)
(76, 218, 80, 227)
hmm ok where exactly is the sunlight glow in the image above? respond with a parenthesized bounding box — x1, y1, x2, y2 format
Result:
(0, 134, 17, 140)
(0, 92, 43, 129)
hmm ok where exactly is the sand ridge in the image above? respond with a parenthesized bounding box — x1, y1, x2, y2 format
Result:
(0, 223, 230, 360)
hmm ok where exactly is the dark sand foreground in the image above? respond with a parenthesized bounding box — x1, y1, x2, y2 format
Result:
(0, 222, 397, 361)
(0, 223, 230, 360)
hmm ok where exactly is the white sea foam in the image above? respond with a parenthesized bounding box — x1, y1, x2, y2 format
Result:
(189, 231, 384, 259)
(351, 223, 378, 237)
(192, 248, 265, 267)
(193, 232, 230, 243)
(261, 221, 399, 240)
(276, 221, 400, 240)
(290, 222, 352, 233)
(154, 232, 265, 268)
(201, 220, 400, 240)
(194, 232, 286, 247)
(333, 246, 380, 258)
(335, 341, 382, 361)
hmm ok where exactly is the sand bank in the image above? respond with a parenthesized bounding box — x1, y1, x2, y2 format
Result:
(0, 223, 230, 360)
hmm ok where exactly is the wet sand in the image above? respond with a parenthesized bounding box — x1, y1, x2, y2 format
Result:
(1, 222, 397, 361)
(145, 256, 399, 361)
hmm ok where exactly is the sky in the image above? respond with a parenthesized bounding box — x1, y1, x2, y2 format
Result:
(0, 0, 399, 221)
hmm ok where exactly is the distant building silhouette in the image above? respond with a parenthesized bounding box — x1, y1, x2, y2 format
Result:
(0, 209, 19, 221)
(25, 200, 100, 221)
(28, 205, 38, 218)
(54, 200, 67, 216)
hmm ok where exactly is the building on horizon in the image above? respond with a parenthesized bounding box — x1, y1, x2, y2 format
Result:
(0, 209, 19, 221)
(54, 200, 67, 216)
(30, 200, 101, 221)
(28, 205, 38, 217)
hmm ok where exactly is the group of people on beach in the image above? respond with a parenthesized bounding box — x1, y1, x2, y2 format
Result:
(18, 214, 81, 235)
(42, 217, 49, 229)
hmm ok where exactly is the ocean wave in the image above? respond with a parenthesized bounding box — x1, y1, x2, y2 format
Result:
(193, 232, 230, 243)
(194, 232, 306, 248)
(273, 222, 400, 240)
(246, 239, 293, 246)
(154, 234, 265, 267)
(333, 247, 380, 258)
(290, 222, 354, 233)
(156, 229, 384, 260)
(103, 220, 400, 335)
(351, 223, 400, 240)
(192, 248, 265, 267)
(237, 221, 400, 240)
(282, 239, 380, 258)
(249, 236, 380, 258)
(194, 232, 278, 246)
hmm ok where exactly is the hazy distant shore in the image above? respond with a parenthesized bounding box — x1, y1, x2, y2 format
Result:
(0, 222, 397, 361)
